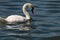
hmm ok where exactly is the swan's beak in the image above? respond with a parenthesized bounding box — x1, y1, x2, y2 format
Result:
(31, 7, 34, 14)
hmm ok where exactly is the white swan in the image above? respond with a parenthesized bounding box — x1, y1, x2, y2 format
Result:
(5, 3, 34, 23)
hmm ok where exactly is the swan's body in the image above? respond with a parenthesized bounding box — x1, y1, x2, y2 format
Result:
(5, 15, 26, 23)
(5, 3, 34, 23)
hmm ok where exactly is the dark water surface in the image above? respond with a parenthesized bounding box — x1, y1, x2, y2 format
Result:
(0, 0, 60, 40)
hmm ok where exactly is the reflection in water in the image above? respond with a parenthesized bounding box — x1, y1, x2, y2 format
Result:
(0, 21, 33, 40)
(6, 21, 32, 31)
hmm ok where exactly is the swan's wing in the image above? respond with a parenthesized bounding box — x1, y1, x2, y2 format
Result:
(5, 15, 26, 23)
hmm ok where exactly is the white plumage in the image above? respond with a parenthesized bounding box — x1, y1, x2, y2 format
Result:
(5, 15, 26, 23)
(5, 3, 34, 23)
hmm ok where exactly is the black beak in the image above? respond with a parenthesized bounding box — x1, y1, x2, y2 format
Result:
(31, 7, 34, 14)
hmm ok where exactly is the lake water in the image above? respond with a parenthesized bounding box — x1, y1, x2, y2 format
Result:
(0, 0, 60, 40)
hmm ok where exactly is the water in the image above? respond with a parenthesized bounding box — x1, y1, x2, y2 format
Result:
(0, 0, 60, 40)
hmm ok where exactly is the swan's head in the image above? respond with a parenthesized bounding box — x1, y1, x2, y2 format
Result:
(27, 3, 34, 14)
(23, 3, 34, 14)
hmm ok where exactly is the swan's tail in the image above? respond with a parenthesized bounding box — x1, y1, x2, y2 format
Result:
(0, 17, 7, 24)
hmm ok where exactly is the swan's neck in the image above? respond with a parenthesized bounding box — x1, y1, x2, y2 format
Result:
(22, 5, 30, 20)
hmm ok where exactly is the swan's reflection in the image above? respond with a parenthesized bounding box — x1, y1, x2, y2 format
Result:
(6, 21, 32, 31)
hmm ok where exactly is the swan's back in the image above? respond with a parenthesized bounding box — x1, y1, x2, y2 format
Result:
(5, 15, 26, 23)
